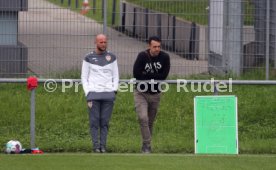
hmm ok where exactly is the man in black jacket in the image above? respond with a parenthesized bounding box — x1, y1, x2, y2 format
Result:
(133, 36, 170, 153)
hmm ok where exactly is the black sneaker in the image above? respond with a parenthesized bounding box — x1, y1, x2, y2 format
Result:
(141, 144, 151, 154)
(93, 148, 101, 153)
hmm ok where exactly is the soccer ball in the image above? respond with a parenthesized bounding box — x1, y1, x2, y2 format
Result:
(5, 140, 22, 154)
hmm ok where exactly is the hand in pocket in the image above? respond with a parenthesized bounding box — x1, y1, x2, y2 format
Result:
(87, 101, 93, 108)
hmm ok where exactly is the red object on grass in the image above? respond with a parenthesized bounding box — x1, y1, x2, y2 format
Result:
(31, 149, 44, 154)
(27, 76, 38, 90)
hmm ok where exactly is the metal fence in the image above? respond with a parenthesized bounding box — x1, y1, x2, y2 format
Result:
(0, 0, 276, 79)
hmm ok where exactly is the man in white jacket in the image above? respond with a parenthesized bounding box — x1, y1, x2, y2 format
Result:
(81, 34, 119, 153)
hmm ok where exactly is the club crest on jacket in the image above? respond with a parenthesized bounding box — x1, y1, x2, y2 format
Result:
(105, 55, 111, 62)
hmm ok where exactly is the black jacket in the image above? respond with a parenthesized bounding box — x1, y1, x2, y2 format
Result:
(133, 49, 170, 93)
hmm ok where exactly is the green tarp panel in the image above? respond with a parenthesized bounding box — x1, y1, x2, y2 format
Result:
(194, 95, 238, 154)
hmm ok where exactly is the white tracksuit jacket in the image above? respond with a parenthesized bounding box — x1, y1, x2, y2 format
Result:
(81, 51, 119, 96)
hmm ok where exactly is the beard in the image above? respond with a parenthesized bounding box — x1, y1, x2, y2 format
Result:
(97, 46, 106, 52)
(151, 52, 160, 57)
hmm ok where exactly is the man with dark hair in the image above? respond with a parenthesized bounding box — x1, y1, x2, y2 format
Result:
(133, 36, 170, 153)
(81, 34, 119, 153)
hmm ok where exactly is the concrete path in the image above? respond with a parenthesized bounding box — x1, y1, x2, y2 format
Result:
(18, 0, 207, 77)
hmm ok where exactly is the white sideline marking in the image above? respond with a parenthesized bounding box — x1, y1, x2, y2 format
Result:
(35, 153, 276, 158)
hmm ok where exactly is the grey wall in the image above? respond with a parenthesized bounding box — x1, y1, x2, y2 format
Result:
(0, 12, 18, 45)
(0, 42, 28, 77)
(0, 0, 28, 77)
(121, 1, 206, 60)
(0, 0, 28, 11)
(271, 0, 276, 67)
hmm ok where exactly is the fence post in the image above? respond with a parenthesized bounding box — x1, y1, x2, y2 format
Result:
(102, 0, 104, 19)
(224, 0, 243, 75)
(103, 0, 107, 34)
(157, 14, 162, 39)
(121, 2, 126, 32)
(145, 8, 149, 39)
(30, 89, 36, 149)
(112, 0, 117, 25)
(27, 76, 38, 149)
(266, 0, 270, 80)
(188, 22, 197, 60)
(172, 16, 176, 51)
(75, 0, 79, 9)
(133, 7, 136, 37)
(93, 0, 96, 14)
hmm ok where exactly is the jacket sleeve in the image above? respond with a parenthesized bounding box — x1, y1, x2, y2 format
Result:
(81, 60, 90, 96)
(133, 53, 147, 80)
(112, 60, 119, 91)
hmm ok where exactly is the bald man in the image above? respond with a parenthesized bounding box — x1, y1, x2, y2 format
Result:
(81, 34, 119, 153)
